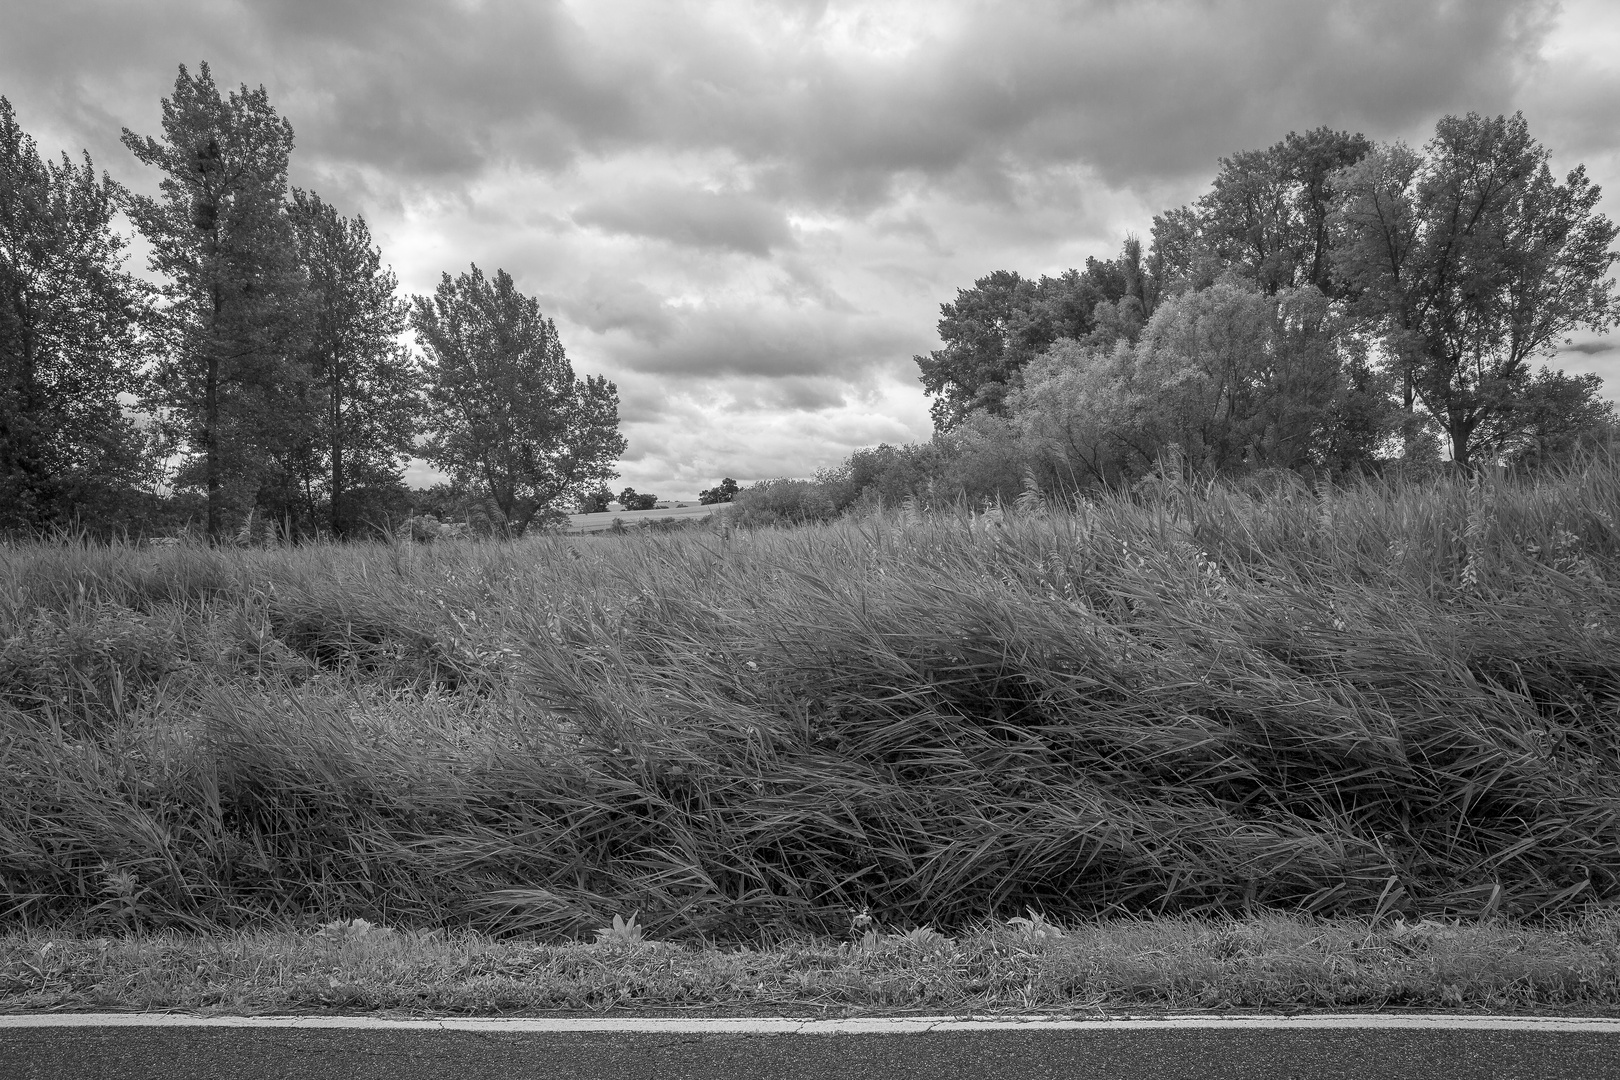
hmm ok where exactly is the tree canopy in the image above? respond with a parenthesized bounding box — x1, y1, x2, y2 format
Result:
(698, 477, 738, 504)
(919, 111, 1616, 483)
(1, 65, 633, 541)
(1153, 127, 1372, 296)
(1329, 112, 1618, 467)
(121, 63, 307, 539)
(285, 188, 421, 537)
(411, 265, 626, 537)
(916, 239, 1160, 431)
(1, 97, 152, 531)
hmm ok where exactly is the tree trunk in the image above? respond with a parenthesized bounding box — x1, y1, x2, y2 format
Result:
(204, 280, 223, 542)
(330, 350, 346, 540)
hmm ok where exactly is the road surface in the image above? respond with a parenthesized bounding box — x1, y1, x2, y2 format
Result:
(4, 1013, 1618, 1080)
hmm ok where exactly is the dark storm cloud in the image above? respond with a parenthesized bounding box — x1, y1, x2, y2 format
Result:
(0, 0, 639, 182)
(259, 0, 641, 179)
(550, 276, 676, 343)
(737, 376, 849, 413)
(594, 300, 915, 381)
(623, 0, 1557, 209)
(2, 0, 1557, 208)
(1563, 340, 1617, 355)
(574, 187, 795, 256)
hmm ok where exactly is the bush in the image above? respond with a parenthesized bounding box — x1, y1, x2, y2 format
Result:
(730, 478, 839, 527)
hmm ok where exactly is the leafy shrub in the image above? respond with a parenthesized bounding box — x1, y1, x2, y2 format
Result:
(730, 478, 838, 527)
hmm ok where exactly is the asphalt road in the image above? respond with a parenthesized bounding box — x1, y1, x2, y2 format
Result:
(4, 1015, 1618, 1080)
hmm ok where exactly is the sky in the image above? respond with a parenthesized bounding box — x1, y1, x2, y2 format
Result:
(3, 0, 1619, 500)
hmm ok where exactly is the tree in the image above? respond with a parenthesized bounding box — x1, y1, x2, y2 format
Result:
(578, 486, 613, 513)
(0, 97, 153, 531)
(121, 63, 308, 540)
(1008, 339, 1142, 488)
(698, 477, 738, 504)
(1153, 128, 1372, 297)
(412, 264, 626, 536)
(618, 488, 657, 510)
(1477, 368, 1616, 469)
(1329, 113, 1619, 468)
(287, 189, 420, 538)
(915, 244, 1160, 432)
(1010, 280, 1395, 487)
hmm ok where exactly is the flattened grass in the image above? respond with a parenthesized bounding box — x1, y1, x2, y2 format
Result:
(2, 459, 1618, 940)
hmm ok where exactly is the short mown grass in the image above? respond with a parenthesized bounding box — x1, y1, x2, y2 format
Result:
(5, 911, 1619, 1015)
(2, 457, 1618, 950)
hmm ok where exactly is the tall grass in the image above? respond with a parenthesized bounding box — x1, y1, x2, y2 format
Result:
(2, 457, 1617, 939)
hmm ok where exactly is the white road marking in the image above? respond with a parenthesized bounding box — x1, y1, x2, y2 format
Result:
(3, 1013, 1619, 1034)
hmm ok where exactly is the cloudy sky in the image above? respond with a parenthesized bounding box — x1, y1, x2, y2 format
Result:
(4, 0, 1619, 498)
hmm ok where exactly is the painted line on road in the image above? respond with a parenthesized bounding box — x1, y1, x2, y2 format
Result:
(3, 1013, 1620, 1034)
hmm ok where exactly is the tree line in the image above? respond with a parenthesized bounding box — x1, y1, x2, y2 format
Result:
(915, 116, 1617, 490)
(1, 64, 625, 540)
(709, 115, 1617, 527)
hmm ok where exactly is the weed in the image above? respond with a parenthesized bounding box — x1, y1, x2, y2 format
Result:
(593, 913, 647, 949)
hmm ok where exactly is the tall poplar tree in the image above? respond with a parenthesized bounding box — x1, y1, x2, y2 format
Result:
(0, 98, 152, 530)
(121, 63, 306, 539)
(287, 189, 420, 538)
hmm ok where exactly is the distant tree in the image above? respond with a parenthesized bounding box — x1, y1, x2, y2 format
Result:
(916, 243, 1160, 432)
(1154, 128, 1372, 297)
(121, 63, 308, 540)
(287, 189, 420, 538)
(1479, 368, 1616, 469)
(1134, 282, 1384, 474)
(698, 477, 738, 504)
(617, 487, 657, 511)
(1330, 112, 1619, 468)
(934, 411, 1029, 506)
(578, 486, 613, 513)
(410, 480, 469, 522)
(1009, 339, 1141, 488)
(1010, 280, 1396, 486)
(412, 264, 625, 536)
(0, 97, 154, 531)
(914, 270, 1042, 429)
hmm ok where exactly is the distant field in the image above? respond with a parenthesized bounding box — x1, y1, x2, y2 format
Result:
(566, 503, 726, 533)
(1, 458, 1617, 944)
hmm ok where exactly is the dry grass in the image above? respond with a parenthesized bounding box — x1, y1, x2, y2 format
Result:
(2, 457, 1618, 941)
